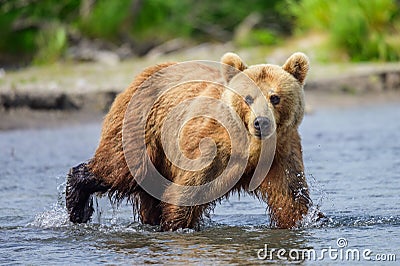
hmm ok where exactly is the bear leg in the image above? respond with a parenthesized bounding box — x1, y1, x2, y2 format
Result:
(66, 162, 110, 223)
(158, 173, 214, 231)
(160, 203, 207, 231)
(137, 191, 162, 226)
(258, 170, 311, 228)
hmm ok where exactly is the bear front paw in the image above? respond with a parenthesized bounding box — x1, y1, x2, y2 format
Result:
(65, 163, 95, 223)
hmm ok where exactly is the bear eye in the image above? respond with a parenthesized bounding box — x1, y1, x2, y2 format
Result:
(270, 95, 280, 105)
(244, 95, 254, 105)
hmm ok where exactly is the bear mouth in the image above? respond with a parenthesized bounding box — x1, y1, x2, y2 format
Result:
(254, 132, 262, 139)
(253, 130, 273, 139)
(254, 131, 267, 139)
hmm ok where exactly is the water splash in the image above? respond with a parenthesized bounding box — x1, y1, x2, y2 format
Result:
(300, 205, 332, 229)
(294, 173, 331, 228)
(27, 178, 70, 228)
(309, 173, 334, 210)
(28, 203, 70, 228)
(27, 173, 163, 233)
(27, 172, 399, 234)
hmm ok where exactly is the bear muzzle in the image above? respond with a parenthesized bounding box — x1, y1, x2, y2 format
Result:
(253, 116, 273, 138)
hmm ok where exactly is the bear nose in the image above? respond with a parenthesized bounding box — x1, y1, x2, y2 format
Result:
(254, 116, 271, 136)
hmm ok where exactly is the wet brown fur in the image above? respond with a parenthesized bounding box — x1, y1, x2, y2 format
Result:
(84, 53, 311, 230)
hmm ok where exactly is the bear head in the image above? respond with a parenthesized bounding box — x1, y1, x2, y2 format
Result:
(220, 52, 309, 139)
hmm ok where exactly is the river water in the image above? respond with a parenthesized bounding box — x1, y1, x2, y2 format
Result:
(0, 104, 399, 265)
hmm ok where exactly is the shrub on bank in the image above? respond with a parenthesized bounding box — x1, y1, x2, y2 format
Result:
(288, 0, 400, 61)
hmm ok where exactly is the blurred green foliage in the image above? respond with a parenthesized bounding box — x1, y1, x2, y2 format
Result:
(0, 0, 286, 64)
(79, 0, 286, 42)
(1, 0, 400, 64)
(80, 0, 192, 41)
(289, 0, 400, 61)
(34, 23, 67, 64)
(0, 0, 80, 64)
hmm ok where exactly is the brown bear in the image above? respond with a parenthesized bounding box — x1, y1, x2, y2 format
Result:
(66, 52, 312, 231)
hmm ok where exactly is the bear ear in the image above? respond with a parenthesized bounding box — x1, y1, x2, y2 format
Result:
(282, 52, 309, 85)
(221, 52, 248, 83)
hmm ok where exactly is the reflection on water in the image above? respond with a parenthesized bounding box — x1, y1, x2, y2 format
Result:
(1, 104, 400, 264)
